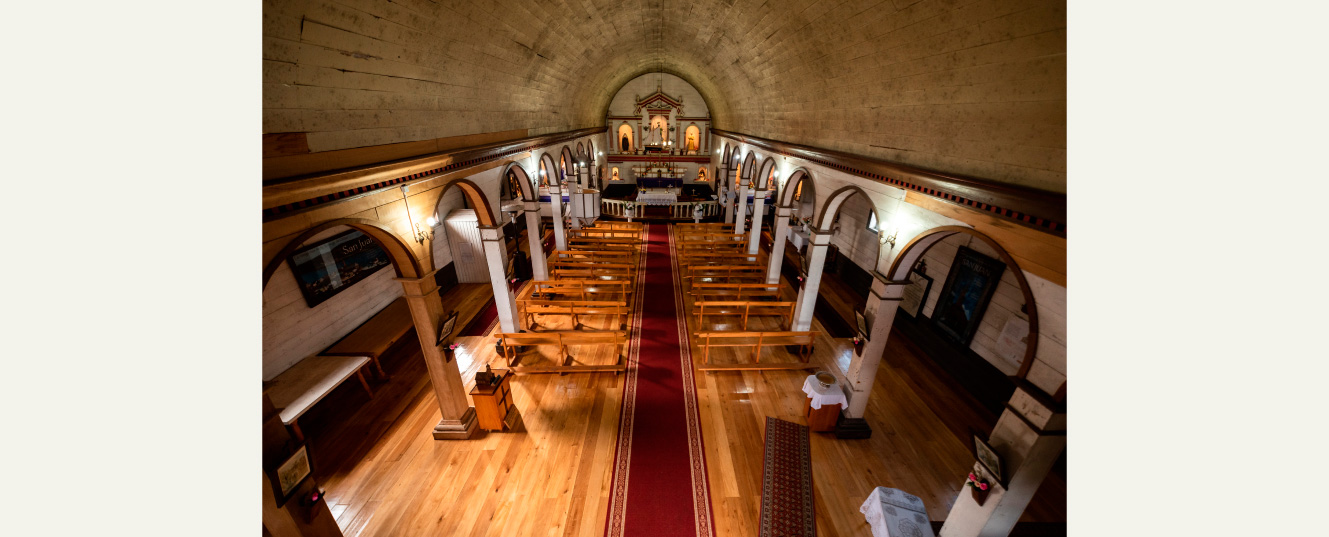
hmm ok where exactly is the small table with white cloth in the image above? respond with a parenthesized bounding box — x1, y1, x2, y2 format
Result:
(860, 487, 936, 537)
(802, 374, 848, 432)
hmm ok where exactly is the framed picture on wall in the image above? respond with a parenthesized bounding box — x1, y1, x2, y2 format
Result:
(898, 269, 933, 319)
(436, 311, 460, 346)
(973, 435, 1004, 485)
(287, 229, 392, 308)
(931, 246, 1006, 345)
(268, 444, 312, 507)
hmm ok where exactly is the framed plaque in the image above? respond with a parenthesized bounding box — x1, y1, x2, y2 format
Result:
(898, 269, 933, 319)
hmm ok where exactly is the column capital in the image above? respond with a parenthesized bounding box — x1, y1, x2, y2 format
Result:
(477, 225, 505, 241)
(774, 206, 793, 217)
(807, 230, 834, 246)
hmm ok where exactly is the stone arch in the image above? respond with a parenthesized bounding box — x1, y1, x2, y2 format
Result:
(560, 145, 575, 182)
(437, 178, 498, 228)
(778, 167, 815, 207)
(814, 185, 876, 232)
(884, 225, 1043, 379)
(262, 218, 422, 291)
(539, 152, 558, 187)
(576, 142, 585, 156)
(500, 162, 537, 201)
(740, 151, 758, 181)
(755, 158, 778, 190)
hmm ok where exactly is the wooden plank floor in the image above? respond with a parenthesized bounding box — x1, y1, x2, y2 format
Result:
(293, 228, 1065, 537)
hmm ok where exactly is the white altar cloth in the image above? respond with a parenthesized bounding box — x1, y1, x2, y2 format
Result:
(802, 374, 848, 410)
(636, 192, 677, 205)
(860, 487, 936, 537)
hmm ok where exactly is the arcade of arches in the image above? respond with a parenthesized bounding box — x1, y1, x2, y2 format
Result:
(262, 1, 1066, 536)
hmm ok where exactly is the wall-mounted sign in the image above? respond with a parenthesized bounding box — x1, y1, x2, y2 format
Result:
(288, 230, 391, 308)
(932, 246, 1006, 345)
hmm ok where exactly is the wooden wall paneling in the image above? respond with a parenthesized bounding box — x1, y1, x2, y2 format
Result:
(904, 192, 1066, 287)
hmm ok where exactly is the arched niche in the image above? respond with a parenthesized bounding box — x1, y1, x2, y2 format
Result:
(883, 225, 1043, 381)
(618, 123, 634, 152)
(685, 125, 700, 152)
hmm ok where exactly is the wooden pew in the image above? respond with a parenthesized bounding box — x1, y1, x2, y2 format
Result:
(589, 221, 643, 230)
(525, 279, 634, 307)
(684, 265, 768, 287)
(551, 267, 636, 283)
(517, 297, 631, 330)
(690, 282, 784, 301)
(694, 330, 820, 371)
(677, 250, 763, 267)
(676, 232, 747, 243)
(692, 301, 796, 330)
(569, 237, 642, 251)
(569, 228, 642, 240)
(550, 249, 638, 266)
(322, 296, 415, 378)
(494, 330, 628, 374)
(675, 223, 733, 232)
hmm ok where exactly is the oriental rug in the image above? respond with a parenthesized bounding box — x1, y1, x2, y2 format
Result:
(604, 223, 715, 537)
(759, 417, 815, 537)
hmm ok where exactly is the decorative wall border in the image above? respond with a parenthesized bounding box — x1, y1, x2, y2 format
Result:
(710, 129, 1066, 236)
(262, 127, 607, 222)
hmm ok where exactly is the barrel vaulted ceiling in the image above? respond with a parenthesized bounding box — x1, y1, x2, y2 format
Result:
(263, 0, 1066, 192)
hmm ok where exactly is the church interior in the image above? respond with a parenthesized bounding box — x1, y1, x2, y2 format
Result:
(259, 1, 1066, 536)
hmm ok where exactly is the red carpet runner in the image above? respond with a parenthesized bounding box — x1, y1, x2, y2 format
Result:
(759, 417, 815, 536)
(605, 223, 715, 537)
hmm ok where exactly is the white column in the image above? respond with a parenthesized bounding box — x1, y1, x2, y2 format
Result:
(548, 183, 567, 250)
(840, 277, 906, 418)
(766, 206, 792, 284)
(790, 230, 832, 332)
(747, 189, 767, 255)
(479, 226, 519, 334)
(523, 200, 548, 281)
(568, 167, 582, 231)
(940, 387, 1066, 537)
(735, 176, 750, 235)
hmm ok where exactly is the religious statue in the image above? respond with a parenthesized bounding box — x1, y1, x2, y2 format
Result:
(696, 168, 707, 182)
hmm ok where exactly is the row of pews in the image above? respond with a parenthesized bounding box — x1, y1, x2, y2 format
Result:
(493, 221, 644, 374)
(674, 223, 820, 372)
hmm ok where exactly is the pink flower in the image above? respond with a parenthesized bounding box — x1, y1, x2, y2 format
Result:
(968, 473, 977, 482)
(978, 483, 988, 491)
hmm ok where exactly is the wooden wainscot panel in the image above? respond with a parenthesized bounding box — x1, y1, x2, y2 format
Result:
(904, 191, 1066, 287)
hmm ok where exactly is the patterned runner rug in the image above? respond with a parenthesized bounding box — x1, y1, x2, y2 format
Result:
(604, 223, 715, 537)
(760, 417, 815, 537)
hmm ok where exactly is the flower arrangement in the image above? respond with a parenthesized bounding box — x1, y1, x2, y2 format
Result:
(966, 472, 989, 492)
(851, 335, 862, 345)
(447, 343, 458, 351)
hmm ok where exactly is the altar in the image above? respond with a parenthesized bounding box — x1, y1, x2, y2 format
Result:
(637, 177, 683, 189)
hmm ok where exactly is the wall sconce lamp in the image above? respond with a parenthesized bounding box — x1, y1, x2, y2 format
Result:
(880, 227, 898, 248)
(401, 184, 436, 243)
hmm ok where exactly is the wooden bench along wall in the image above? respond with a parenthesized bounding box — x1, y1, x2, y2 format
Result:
(516, 298, 631, 330)
(692, 301, 796, 331)
(693, 330, 820, 371)
(322, 295, 416, 378)
(265, 355, 374, 441)
(494, 330, 628, 374)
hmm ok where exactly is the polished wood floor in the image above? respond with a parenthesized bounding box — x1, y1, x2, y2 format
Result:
(292, 226, 1065, 536)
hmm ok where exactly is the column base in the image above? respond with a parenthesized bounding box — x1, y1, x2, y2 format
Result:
(431, 407, 479, 440)
(835, 417, 873, 439)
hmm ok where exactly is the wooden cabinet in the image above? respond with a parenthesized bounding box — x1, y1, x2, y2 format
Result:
(804, 397, 841, 432)
(470, 371, 517, 431)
